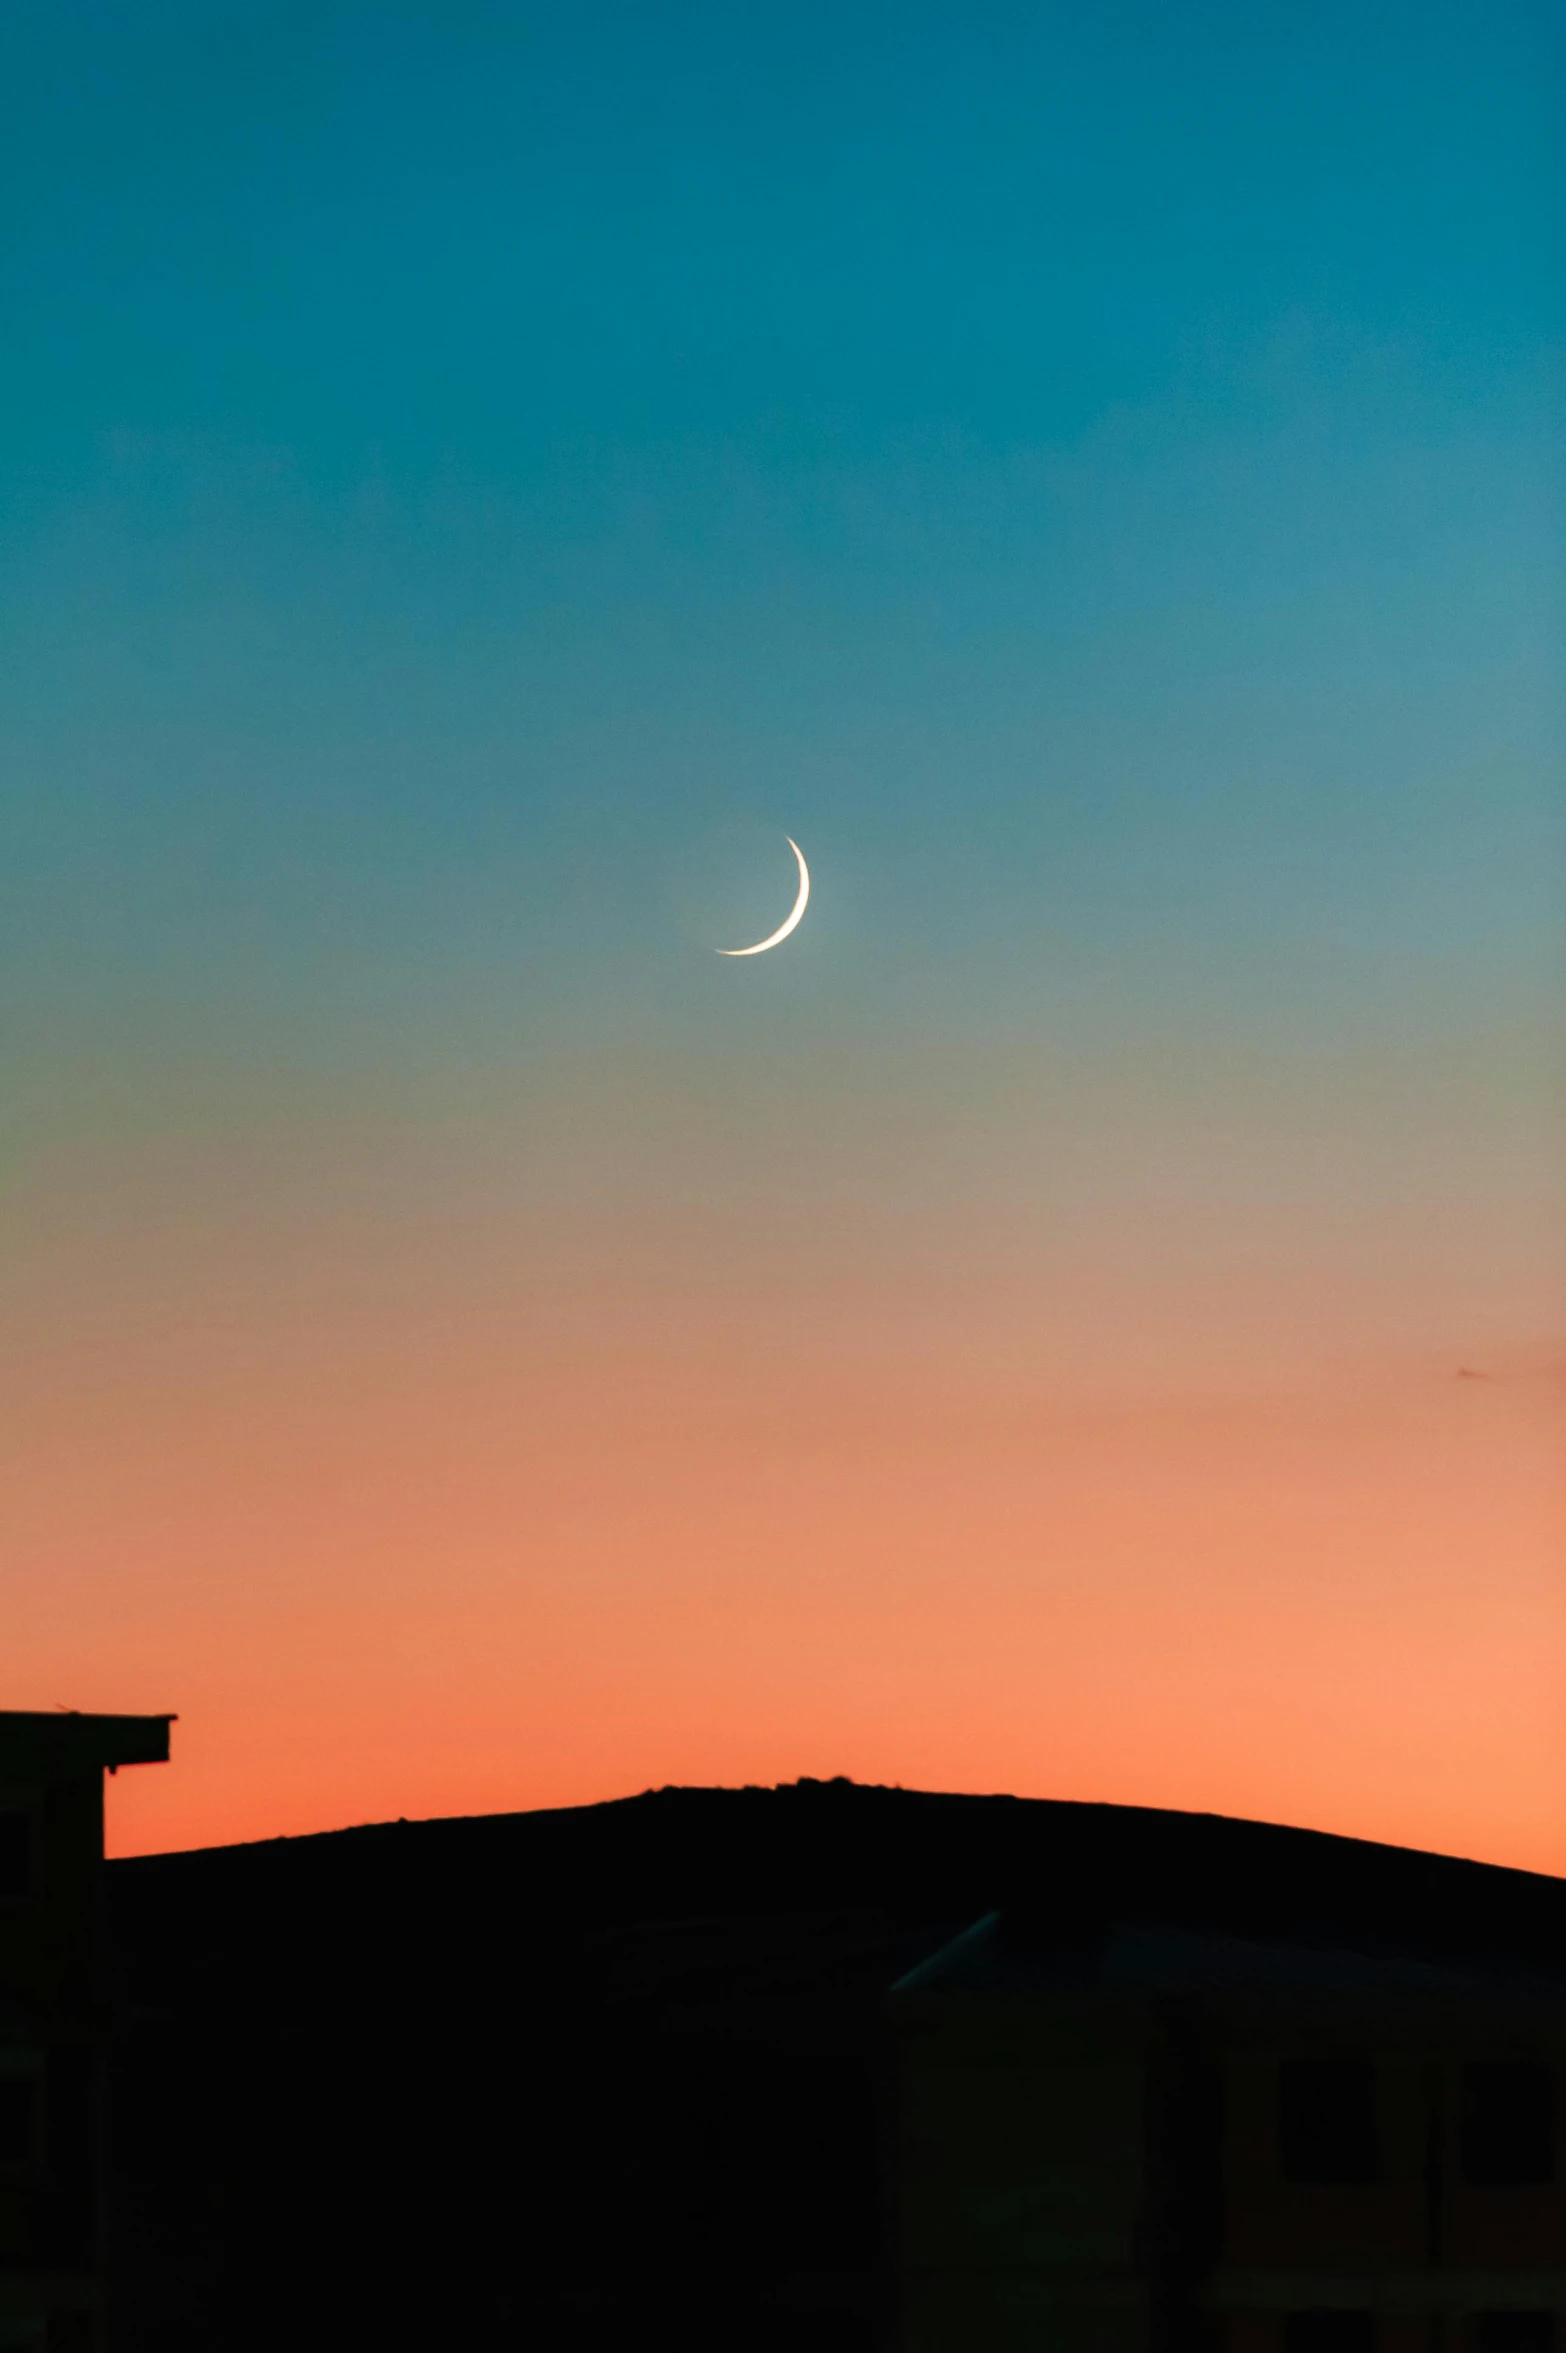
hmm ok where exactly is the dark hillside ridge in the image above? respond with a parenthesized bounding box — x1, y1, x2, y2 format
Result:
(104, 1783, 1566, 2353)
(110, 1778, 1566, 1964)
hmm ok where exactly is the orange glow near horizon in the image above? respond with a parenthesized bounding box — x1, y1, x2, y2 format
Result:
(3, 1031, 1560, 1875)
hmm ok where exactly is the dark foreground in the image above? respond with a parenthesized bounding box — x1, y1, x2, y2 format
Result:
(106, 1781, 1566, 2353)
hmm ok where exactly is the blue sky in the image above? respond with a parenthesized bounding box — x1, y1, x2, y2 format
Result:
(2, 0, 1558, 1052)
(3, 0, 1559, 1312)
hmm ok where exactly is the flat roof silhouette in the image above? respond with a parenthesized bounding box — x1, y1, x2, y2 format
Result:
(0, 1709, 174, 1776)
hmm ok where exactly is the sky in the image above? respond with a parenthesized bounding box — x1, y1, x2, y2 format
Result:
(1, 0, 1561, 1866)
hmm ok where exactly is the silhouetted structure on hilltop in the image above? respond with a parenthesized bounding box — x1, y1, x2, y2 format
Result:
(101, 1780, 1566, 2352)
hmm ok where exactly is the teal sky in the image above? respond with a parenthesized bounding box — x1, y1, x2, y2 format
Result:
(2, 2, 1562, 1857)
(2, 0, 1559, 1034)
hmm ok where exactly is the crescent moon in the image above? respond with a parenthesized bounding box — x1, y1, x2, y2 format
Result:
(717, 836, 810, 956)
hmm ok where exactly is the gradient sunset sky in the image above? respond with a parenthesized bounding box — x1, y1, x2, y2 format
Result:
(2, 0, 1561, 1865)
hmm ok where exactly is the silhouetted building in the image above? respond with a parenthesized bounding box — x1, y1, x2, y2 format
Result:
(895, 1909, 1566, 2351)
(0, 1711, 172, 2353)
(101, 1782, 1566, 2353)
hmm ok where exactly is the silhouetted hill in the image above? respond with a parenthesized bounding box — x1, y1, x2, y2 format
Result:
(104, 1782, 1566, 2353)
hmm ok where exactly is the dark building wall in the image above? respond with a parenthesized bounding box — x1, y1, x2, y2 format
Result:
(1217, 2009, 1566, 2344)
(2, 1778, 107, 2295)
(895, 1992, 1154, 2351)
(894, 1970, 1566, 2353)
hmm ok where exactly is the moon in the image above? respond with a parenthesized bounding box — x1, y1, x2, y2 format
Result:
(717, 836, 810, 956)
